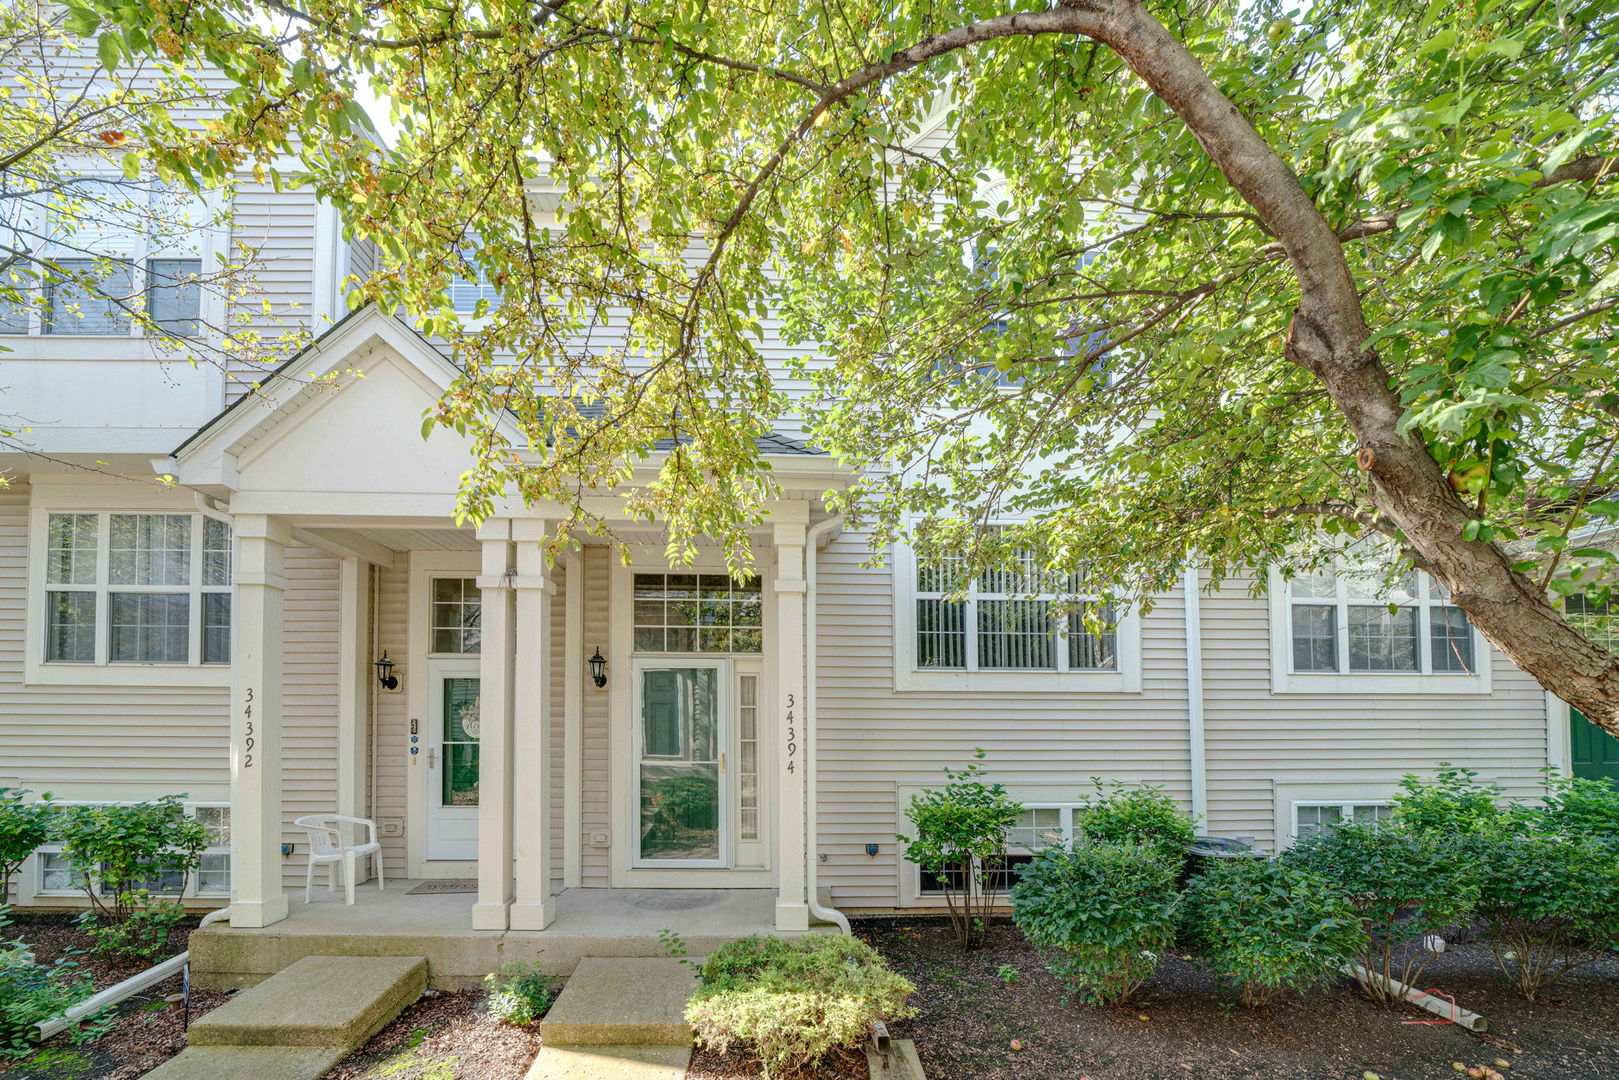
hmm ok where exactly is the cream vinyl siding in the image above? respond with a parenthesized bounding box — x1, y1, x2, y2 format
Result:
(580, 545, 613, 887)
(550, 559, 568, 883)
(373, 555, 411, 876)
(811, 530, 1194, 910)
(0, 482, 344, 896)
(226, 184, 319, 402)
(278, 544, 343, 886)
(1199, 572, 1549, 848)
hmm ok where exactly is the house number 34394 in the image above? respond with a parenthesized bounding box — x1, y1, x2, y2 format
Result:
(785, 692, 797, 774)
(242, 687, 255, 768)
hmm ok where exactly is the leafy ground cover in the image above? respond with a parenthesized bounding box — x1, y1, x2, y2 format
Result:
(0, 915, 229, 1080)
(859, 918, 1619, 1080)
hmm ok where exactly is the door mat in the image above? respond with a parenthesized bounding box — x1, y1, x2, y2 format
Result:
(406, 879, 478, 894)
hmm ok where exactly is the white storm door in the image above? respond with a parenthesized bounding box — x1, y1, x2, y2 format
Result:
(632, 659, 729, 868)
(426, 658, 481, 860)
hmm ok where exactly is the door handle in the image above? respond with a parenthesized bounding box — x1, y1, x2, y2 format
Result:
(427, 748, 437, 768)
(720, 752, 726, 774)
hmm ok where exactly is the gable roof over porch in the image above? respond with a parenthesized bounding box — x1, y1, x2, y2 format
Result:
(156, 305, 848, 519)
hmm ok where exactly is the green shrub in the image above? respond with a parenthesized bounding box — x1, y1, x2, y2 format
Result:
(1390, 763, 1511, 837)
(1074, 780, 1196, 867)
(0, 908, 97, 1059)
(687, 935, 916, 1077)
(52, 797, 208, 962)
(0, 789, 54, 903)
(899, 751, 1024, 948)
(1475, 832, 1619, 1000)
(484, 960, 555, 1024)
(1182, 857, 1367, 1006)
(1283, 821, 1480, 1004)
(1009, 841, 1178, 1006)
(1536, 770, 1619, 840)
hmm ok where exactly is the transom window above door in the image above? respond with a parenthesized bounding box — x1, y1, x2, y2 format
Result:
(431, 578, 481, 653)
(1285, 568, 1474, 675)
(42, 511, 231, 667)
(633, 574, 762, 653)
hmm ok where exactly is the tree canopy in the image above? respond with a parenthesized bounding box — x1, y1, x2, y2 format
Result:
(0, 1, 298, 455)
(81, 0, 1619, 730)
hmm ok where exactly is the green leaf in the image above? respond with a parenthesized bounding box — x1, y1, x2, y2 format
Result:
(120, 151, 141, 181)
(97, 32, 120, 73)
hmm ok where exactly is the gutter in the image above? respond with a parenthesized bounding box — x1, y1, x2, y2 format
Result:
(1181, 565, 1208, 823)
(805, 514, 850, 934)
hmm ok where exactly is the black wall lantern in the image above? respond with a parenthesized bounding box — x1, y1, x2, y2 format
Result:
(588, 647, 607, 689)
(374, 651, 399, 691)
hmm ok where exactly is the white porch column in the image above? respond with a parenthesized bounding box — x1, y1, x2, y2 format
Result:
(473, 519, 517, 931)
(510, 519, 556, 930)
(336, 556, 370, 825)
(230, 514, 291, 928)
(773, 520, 811, 931)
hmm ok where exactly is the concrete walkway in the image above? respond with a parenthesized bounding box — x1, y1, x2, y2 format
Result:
(527, 958, 699, 1080)
(142, 955, 426, 1080)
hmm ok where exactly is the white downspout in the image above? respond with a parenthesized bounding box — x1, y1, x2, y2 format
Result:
(1181, 565, 1208, 824)
(805, 515, 850, 934)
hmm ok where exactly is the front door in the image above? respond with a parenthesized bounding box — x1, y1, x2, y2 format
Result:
(426, 659, 481, 860)
(633, 659, 729, 867)
(1572, 706, 1619, 783)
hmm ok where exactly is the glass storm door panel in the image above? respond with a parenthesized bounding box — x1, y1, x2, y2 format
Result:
(441, 677, 481, 806)
(637, 665, 725, 864)
(426, 663, 480, 861)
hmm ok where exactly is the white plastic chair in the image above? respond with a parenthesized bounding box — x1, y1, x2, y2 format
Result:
(293, 814, 384, 906)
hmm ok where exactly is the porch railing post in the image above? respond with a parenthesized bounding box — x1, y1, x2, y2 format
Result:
(510, 518, 556, 930)
(773, 518, 811, 932)
(473, 519, 516, 931)
(230, 514, 290, 928)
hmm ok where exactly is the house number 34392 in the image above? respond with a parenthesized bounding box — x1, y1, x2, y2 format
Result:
(242, 687, 255, 768)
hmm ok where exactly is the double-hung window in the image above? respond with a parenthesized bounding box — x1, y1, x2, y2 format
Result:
(914, 547, 1117, 673)
(43, 511, 231, 668)
(1276, 566, 1484, 691)
(916, 805, 1070, 899)
(1287, 569, 1474, 674)
(1292, 800, 1390, 843)
(33, 803, 231, 899)
(0, 178, 205, 337)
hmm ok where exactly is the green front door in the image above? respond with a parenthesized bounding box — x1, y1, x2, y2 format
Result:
(1571, 707, 1619, 782)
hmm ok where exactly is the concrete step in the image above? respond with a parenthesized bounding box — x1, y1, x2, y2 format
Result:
(186, 954, 427, 1048)
(140, 1045, 350, 1080)
(524, 1045, 692, 1080)
(539, 958, 698, 1047)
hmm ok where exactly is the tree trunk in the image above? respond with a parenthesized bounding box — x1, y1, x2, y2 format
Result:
(1070, 0, 1619, 737)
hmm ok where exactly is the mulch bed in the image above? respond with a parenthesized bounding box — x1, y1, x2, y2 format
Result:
(689, 1044, 869, 1080)
(0, 914, 232, 1080)
(322, 990, 544, 1080)
(857, 917, 1619, 1080)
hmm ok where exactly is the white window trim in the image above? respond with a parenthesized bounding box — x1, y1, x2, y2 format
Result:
(25, 494, 231, 687)
(893, 540, 1141, 693)
(0, 168, 225, 346)
(900, 798, 1077, 908)
(1266, 566, 1492, 695)
(426, 574, 482, 657)
(29, 800, 231, 901)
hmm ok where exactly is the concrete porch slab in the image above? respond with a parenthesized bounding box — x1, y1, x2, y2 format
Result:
(190, 884, 826, 990)
(540, 958, 698, 1046)
(525, 1045, 692, 1080)
(187, 955, 427, 1048)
